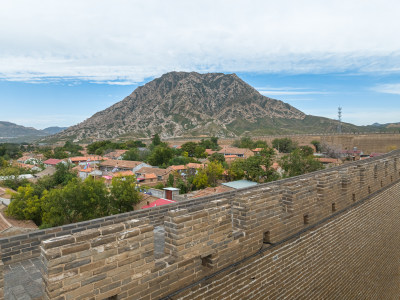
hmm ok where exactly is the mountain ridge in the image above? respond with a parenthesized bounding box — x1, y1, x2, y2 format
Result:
(45, 71, 387, 142)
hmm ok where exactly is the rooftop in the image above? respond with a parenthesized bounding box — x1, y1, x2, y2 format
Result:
(221, 180, 258, 189)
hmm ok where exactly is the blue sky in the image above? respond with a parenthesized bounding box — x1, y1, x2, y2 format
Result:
(0, 0, 399, 129)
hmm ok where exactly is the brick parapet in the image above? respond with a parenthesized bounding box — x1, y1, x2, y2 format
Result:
(31, 150, 400, 299)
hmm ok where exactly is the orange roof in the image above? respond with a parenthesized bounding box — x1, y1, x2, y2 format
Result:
(169, 165, 186, 171)
(225, 155, 237, 158)
(80, 167, 93, 173)
(192, 186, 234, 198)
(104, 150, 128, 158)
(70, 156, 105, 162)
(114, 171, 135, 177)
(252, 148, 263, 152)
(317, 158, 339, 163)
(16, 163, 36, 169)
(100, 159, 143, 169)
(205, 149, 216, 155)
(186, 163, 204, 169)
(0, 211, 38, 236)
(144, 173, 157, 179)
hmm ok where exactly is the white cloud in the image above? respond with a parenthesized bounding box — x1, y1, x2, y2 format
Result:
(257, 87, 329, 96)
(0, 0, 400, 83)
(373, 83, 400, 95)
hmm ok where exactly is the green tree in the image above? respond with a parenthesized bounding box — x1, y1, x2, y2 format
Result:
(148, 146, 174, 167)
(122, 148, 139, 161)
(311, 140, 322, 153)
(209, 152, 225, 164)
(280, 149, 323, 177)
(194, 146, 207, 158)
(167, 173, 175, 187)
(181, 142, 197, 157)
(6, 185, 43, 225)
(205, 161, 224, 187)
(53, 163, 76, 186)
(299, 146, 314, 157)
(272, 138, 298, 153)
(42, 177, 110, 226)
(193, 170, 208, 189)
(228, 159, 246, 181)
(110, 176, 141, 214)
(151, 134, 161, 147)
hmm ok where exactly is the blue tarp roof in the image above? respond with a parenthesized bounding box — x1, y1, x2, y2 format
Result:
(221, 180, 258, 190)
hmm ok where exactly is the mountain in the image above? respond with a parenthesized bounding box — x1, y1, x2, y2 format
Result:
(42, 126, 68, 135)
(0, 122, 68, 143)
(0, 121, 49, 143)
(49, 72, 382, 142)
(371, 122, 400, 129)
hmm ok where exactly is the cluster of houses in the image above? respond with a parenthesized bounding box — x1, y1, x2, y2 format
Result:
(3, 143, 387, 212)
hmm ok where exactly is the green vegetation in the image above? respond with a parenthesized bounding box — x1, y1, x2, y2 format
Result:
(280, 148, 323, 177)
(272, 138, 298, 153)
(232, 137, 268, 149)
(5, 163, 141, 228)
(0, 143, 22, 160)
(87, 139, 146, 155)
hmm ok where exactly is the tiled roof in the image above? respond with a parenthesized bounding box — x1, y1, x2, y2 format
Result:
(136, 167, 170, 177)
(114, 171, 135, 177)
(191, 185, 234, 198)
(104, 150, 128, 158)
(168, 165, 186, 171)
(317, 158, 340, 163)
(69, 156, 105, 162)
(43, 159, 62, 165)
(218, 147, 251, 155)
(100, 159, 143, 169)
(186, 163, 204, 169)
(0, 211, 38, 236)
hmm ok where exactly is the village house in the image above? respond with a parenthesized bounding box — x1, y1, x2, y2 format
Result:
(135, 166, 171, 186)
(218, 146, 254, 160)
(99, 159, 151, 173)
(103, 150, 128, 160)
(43, 158, 63, 167)
(68, 156, 105, 166)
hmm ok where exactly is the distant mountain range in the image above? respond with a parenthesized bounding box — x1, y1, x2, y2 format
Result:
(371, 122, 400, 128)
(0, 121, 66, 143)
(47, 71, 389, 143)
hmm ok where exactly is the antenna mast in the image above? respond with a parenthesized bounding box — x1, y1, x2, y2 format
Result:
(338, 106, 342, 134)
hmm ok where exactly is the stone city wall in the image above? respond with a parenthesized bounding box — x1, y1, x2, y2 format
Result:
(36, 150, 400, 299)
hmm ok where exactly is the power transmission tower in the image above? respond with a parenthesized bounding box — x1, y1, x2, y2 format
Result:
(338, 107, 342, 134)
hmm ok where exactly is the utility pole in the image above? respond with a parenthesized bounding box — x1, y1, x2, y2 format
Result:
(338, 106, 342, 134)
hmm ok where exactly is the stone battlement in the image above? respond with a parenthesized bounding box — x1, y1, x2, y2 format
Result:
(1, 150, 400, 299)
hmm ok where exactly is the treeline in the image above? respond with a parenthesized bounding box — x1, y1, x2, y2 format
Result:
(5, 164, 141, 228)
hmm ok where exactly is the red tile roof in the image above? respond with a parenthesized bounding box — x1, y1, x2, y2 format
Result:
(43, 159, 62, 165)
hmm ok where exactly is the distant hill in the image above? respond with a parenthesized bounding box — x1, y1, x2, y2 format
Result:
(47, 71, 386, 142)
(42, 126, 68, 135)
(0, 122, 66, 143)
(371, 122, 400, 129)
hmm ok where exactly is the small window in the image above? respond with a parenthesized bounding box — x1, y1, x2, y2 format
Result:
(381, 180, 383, 187)
(303, 215, 309, 225)
(352, 193, 356, 202)
(368, 186, 371, 194)
(263, 231, 271, 244)
(332, 203, 336, 212)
